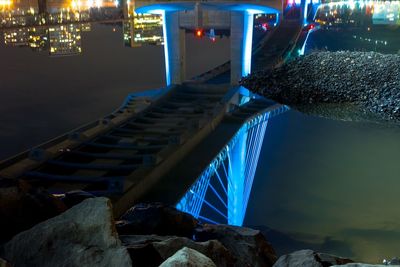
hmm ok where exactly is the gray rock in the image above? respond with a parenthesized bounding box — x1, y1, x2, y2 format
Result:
(241, 51, 400, 124)
(153, 237, 235, 267)
(273, 249, 353, 267)
(3, 197, 132, 267)
(194, 224, 277, 267)
(116, 203, 199, 238)
(159, 247, 216, 267)
(121, 235, 235, 267)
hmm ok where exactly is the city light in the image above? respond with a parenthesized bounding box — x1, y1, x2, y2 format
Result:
(195, 28, 204, 38)
(0, 0, 12, 6)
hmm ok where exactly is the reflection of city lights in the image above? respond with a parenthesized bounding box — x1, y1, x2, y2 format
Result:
(316, 0, 400, 25)
(0, 0, 12, 6)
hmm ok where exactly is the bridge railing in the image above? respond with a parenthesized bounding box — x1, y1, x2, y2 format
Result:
(0, 87, 170, 173)
(176, 87, 289, 226)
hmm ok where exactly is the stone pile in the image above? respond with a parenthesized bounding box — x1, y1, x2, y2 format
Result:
(241, 51, 400, 123)
(0, 196, 398, 267)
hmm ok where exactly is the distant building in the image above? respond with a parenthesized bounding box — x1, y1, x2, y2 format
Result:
(4, 28, 29, 46)
(49, 24, 82, 56)
(123, 13, 163, 48)
(28, 27, 49, 51)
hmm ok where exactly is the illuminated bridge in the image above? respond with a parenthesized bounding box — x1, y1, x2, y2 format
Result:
(135, 0, 282, 85)
(0, 2, 304, 226)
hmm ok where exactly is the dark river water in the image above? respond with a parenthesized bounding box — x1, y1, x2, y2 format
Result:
(0, 24, 230, 159)
(1, 1, 400, 264)
(245, 7, 400, 263)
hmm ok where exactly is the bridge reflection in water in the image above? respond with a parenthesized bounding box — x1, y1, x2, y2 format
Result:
(0, 0, 299, 225)
(177, 95, 288, 226)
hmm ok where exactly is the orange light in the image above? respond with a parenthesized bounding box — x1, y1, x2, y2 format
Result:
(195, 29, 203, 38)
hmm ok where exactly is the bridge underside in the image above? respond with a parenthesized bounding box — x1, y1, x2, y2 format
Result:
(135, 1, 281, 86)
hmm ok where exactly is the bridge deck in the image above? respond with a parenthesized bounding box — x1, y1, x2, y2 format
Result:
(0, 84, 230, 216)
(0, 17, 302, 217)
(138, 97, 285, 205)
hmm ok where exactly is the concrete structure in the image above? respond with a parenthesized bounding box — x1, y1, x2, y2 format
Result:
(0, 9, 303, 224)
(135, 1, 282, 85)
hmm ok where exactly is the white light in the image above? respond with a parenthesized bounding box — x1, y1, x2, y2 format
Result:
(242, 11, 254, 77)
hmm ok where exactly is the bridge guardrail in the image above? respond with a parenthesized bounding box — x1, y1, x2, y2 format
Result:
(0, 87, 171, 171)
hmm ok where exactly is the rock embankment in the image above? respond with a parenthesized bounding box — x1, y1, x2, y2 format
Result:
(0, 195, 399, 267)
(241, 51, 400, 123)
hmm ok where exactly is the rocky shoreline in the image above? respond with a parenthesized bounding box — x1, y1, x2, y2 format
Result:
(0, 183, 399, 267)
(240, 51, 400, 124)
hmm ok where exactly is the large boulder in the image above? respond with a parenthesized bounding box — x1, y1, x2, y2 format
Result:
(194, 224, 277, 267)
(116, 203, 199, 238)
(0, 179, 67, 242)
(159, 247, 216, 267)
(153, 237, 235, 267)
(3, 197, 132, 267)
(120, 235, 235, 267)
(273, 249, 353, 267)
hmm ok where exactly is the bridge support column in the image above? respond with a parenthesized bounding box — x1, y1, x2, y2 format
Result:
(227, 129, 248, 225)
(163, 11, 186, 85)
(230, 11, 254, 85)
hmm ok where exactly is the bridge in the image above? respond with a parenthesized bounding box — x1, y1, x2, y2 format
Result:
(0, 1, 307, 226)
(134, 0, 282, 85)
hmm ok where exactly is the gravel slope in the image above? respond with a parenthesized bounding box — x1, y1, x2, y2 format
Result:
(241, 51, 400, 123)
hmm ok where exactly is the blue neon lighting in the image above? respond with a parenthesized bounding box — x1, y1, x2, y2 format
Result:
(176, 91, 290, 226)
(300, 27, 315, 55)
(161, 11, 171, 86)
(242, 11, 254, 77)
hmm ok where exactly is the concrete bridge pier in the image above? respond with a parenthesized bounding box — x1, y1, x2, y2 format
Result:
(164, 11, 186, 86)
(230, 11, 254, 85)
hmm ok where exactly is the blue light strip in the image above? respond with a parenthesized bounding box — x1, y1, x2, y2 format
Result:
(209, 183, 228, 209)
(161, 10, 171, 86)
(300, 28, 312, 55)
(176, 92, 289, 226)
(242, 11, 254, 77)
(243, 117, 269, 211)
(198, 215, 221, 225)
(303, 0, 310, 25)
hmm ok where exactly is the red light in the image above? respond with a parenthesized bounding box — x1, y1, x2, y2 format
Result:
(195, 29, 204, 38)
(310, 24, 315, 29)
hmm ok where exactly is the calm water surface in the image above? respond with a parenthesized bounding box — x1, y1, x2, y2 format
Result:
(0, 22, 230, 159)
(246, 5, 400, 263)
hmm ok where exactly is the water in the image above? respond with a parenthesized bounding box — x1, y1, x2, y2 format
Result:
(0, 20, 230, 159)
(1, 0, 400, 263)
(245, 3, 400, 263)
(246, 111, 400, 262)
